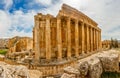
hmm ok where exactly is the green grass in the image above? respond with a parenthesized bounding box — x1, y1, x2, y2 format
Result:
(101, 72, 120, 78)
(0, 49, 7, 55)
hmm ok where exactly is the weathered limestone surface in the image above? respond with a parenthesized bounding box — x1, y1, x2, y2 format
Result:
(33, 3, 102, 77)
(8, 36, 33, 53)
(0, 62, 29, 78)
(97, 52, 119, 72)
(76, 61, 89, 76)
(64, 66, 80, 75)
(87, 57, 102, 78)
(33, 4, 101, 62)
(61, 73, 76, 78)
(0, 61, 42, 78)
(61, 50, 120, 78)
(102, 40, 111, 50)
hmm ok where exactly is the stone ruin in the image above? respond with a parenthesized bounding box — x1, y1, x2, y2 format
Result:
(61, 50, 120, 78)
(33, 4, 102, 63)
(33, 3, 102, 77)
(8, 36, 33, 53)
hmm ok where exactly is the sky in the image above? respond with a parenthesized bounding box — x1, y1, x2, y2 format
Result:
(0, 0, 120, 40)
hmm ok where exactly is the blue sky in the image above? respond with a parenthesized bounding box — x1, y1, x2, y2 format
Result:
(0, 0, 120, 40)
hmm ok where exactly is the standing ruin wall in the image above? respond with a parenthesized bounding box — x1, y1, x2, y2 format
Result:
(33, 4, 102, 76)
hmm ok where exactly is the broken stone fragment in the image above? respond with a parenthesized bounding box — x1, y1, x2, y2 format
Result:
(98, 53, 119, 72)
(61, 73, 76, 78)
(75, 61, 88, 76)
(0, 62, 29, 78)
(64, 66, 80, 75)
(87, 57, 103, 78)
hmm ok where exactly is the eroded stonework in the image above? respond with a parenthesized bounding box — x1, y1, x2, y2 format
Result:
(8, 36, 33, 53)
(61, 50, 119, 78)
(33, 4, 102, 77)
(33, 4, 101, 63)
(102, 40, 111, 50)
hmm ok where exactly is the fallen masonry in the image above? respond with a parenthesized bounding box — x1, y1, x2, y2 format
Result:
(0, 61, 42, 78)
(61, 49, 120, 78)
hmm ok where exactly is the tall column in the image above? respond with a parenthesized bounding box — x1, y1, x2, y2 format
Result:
(98, 31, 101, 50)
(75, 20, 79, 57)
(96, 30, 98, 51)
(90, 27, 93, 52)
(98, 31, 100, 50)
(86, 25, 89, 52)
(93, 28, 94, 51)
(94, 29, 96, 51)
(81, 22, 85, 54)
(99, 30, 102, 50)
(57, 18, 62, 60)
(67, 17, 71, 58)
(45, 16, 51, 60)
(34, 17, 40, 61)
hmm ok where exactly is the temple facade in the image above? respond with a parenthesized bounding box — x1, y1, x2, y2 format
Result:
(33, 4, 102, 63)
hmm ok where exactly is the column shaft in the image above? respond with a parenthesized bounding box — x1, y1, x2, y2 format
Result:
(86, 25, 89, 52)
(93, 29, 96, 51)
(67, 18, 71, 58)
(35, 19, 40, 61)
(81, 22, 85, 54)
(75, 20, 79, 57)
(57, 18, 62, 60)
(45, 18, 51, 60)
(99, 30, 102, 50)
(90, 27, 93, 52)
(96, 30, 98, 51)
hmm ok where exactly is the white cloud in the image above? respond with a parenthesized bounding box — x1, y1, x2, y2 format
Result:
(0, 10, 11, 37)
(0, 10, 36, 38)
(3, 0, 13, 10)
(7, 30, 32, 38)
(36, 0, 52, 6)
(10, 10, 36, 29)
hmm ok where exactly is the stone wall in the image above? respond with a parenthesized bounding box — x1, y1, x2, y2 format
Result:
(61, 49, 120, 78)
(8, 36, 33, 53)
(102, 40, 111, 50)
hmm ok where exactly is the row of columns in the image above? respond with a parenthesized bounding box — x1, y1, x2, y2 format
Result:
(34, 16, 101, 61)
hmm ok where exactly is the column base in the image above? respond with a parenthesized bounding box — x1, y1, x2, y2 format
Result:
(82, 51, 85, 55)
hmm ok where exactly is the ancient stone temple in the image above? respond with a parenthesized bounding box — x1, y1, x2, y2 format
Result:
(33, 4, 102, 76)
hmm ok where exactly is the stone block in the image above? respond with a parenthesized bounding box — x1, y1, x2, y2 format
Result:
(64, 66, 80, 75)
(87, 57, 103, 78)
(98, 53, 119, 72)
(61, 73, 76, 78)
(76, 61, 89, 76)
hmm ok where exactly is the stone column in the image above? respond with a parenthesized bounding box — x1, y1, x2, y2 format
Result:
(81, 22, 85, 54)
(90, 27, 93, 52)
(96, 30, 98, 51)
(98, 30, 101, 50)
(99, 30, 102, 49)
(86, 25, 89, 52)
(93, 28, 94, 51)
(34, 17, 40, 61)
(57, 18, 62, 60)
(94, 29, 96, 51)
(67, 17, 71, 58)
(93, 28, 95, 51)
(75, 20, 79, 57)
(45, 16, 51, 60)
(33, 27, 35, 51)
